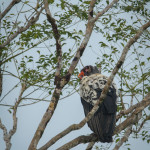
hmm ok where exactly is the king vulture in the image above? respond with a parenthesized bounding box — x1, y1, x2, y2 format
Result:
(78, 65, 118, 142)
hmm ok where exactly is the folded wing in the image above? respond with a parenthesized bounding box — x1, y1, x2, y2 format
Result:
(80, 74, 117, 142)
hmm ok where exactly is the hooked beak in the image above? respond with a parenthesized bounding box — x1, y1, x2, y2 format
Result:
(78, 71, 84, 80)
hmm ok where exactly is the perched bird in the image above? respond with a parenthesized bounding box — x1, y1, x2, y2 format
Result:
(78, 65, 118, 142)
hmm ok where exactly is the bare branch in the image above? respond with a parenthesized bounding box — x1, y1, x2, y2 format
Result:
(116, 91, 150, 121)
(0, 0, 21, 21)
(28, 87, 62, 150)
(9, 83, 26, 137)
(0, 83, 26, 150)
(56, 134, 97, 150)
(86, 141, 95, 150)
(94, 0, 119, 21)
(88, 0, 96, 18)
(43, 0, 62, 87)
(28, 2, 63, 149)
(0, 62, 2, 96)
(67, 2, 96, 77)
(113, 126, 132, 150)
(132, 115, 150, 133)
(0, 6, 44, 49)
(115, 92, 150, 134)
(0, 119, 11, 150)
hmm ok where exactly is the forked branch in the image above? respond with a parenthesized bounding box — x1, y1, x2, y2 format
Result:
(94, 0, 118, 21)
(0, 83, 26, 150)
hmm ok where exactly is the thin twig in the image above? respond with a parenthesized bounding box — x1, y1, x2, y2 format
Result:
(0, 0, 21, 21)
(0, 119, 11, 150)
(115, 92, 150, 134)
(0, 6, 44, 49)
(86, 141, 95, 150)
(116, 93, 149, 121)
(113, 126, 132, 150)
(0, 83, 26, 150)
(132, 115, 150, 133)
(94, 0, 119, 21)
(2, 37, 49, 65)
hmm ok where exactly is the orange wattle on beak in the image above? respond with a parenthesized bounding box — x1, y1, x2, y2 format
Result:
(78, 71, 84, 80)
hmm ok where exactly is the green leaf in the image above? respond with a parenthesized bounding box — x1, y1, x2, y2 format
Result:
(99, 42, 108, 48)
(8, 109, 12, 114)
(83, 1, 91, 4)
(147, 57, 150, 61)
(140, 62, 145, 66)
(116, 138, 120, 143)
(24, 1, 29, 4)
(48, 0, 54, 4)
(61, 0, 65, 9)
(121, 42, 124, 47)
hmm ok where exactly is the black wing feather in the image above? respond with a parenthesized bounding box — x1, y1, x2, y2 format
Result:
(81, 89, 117, 143)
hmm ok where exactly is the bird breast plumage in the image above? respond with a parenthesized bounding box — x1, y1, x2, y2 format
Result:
(79, 73, 118, 105)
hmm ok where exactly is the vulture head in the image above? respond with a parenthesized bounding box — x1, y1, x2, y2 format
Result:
(78, 65, 100, 79)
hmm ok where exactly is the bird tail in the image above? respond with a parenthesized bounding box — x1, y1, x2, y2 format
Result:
(88, 108, 115, 143)
(81, 98, 116, 143)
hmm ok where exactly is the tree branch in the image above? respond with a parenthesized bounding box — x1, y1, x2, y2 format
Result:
(0, 62, 2, 96)
(0, 0, 21, 21)
(0, 119, 11, 150)
(28, 1, 64, 149)
(28, 87, 62, 150)
(0, 83, 26, 150)
(88, 0, 96, 18)
(115, 92, 150, 134)
(116, 91, 150, 121)
(0, 6, 44, 49)
(132, 115, 150, 133)
(113, 126, 132, 150)
(86, 141, 95, 150)
(9, 83, 26, 137)
(67, 1, 97, 77)
(94, 0, 119, 21)
(43, 0, 62, 87)
(56, 134, 98, 150)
